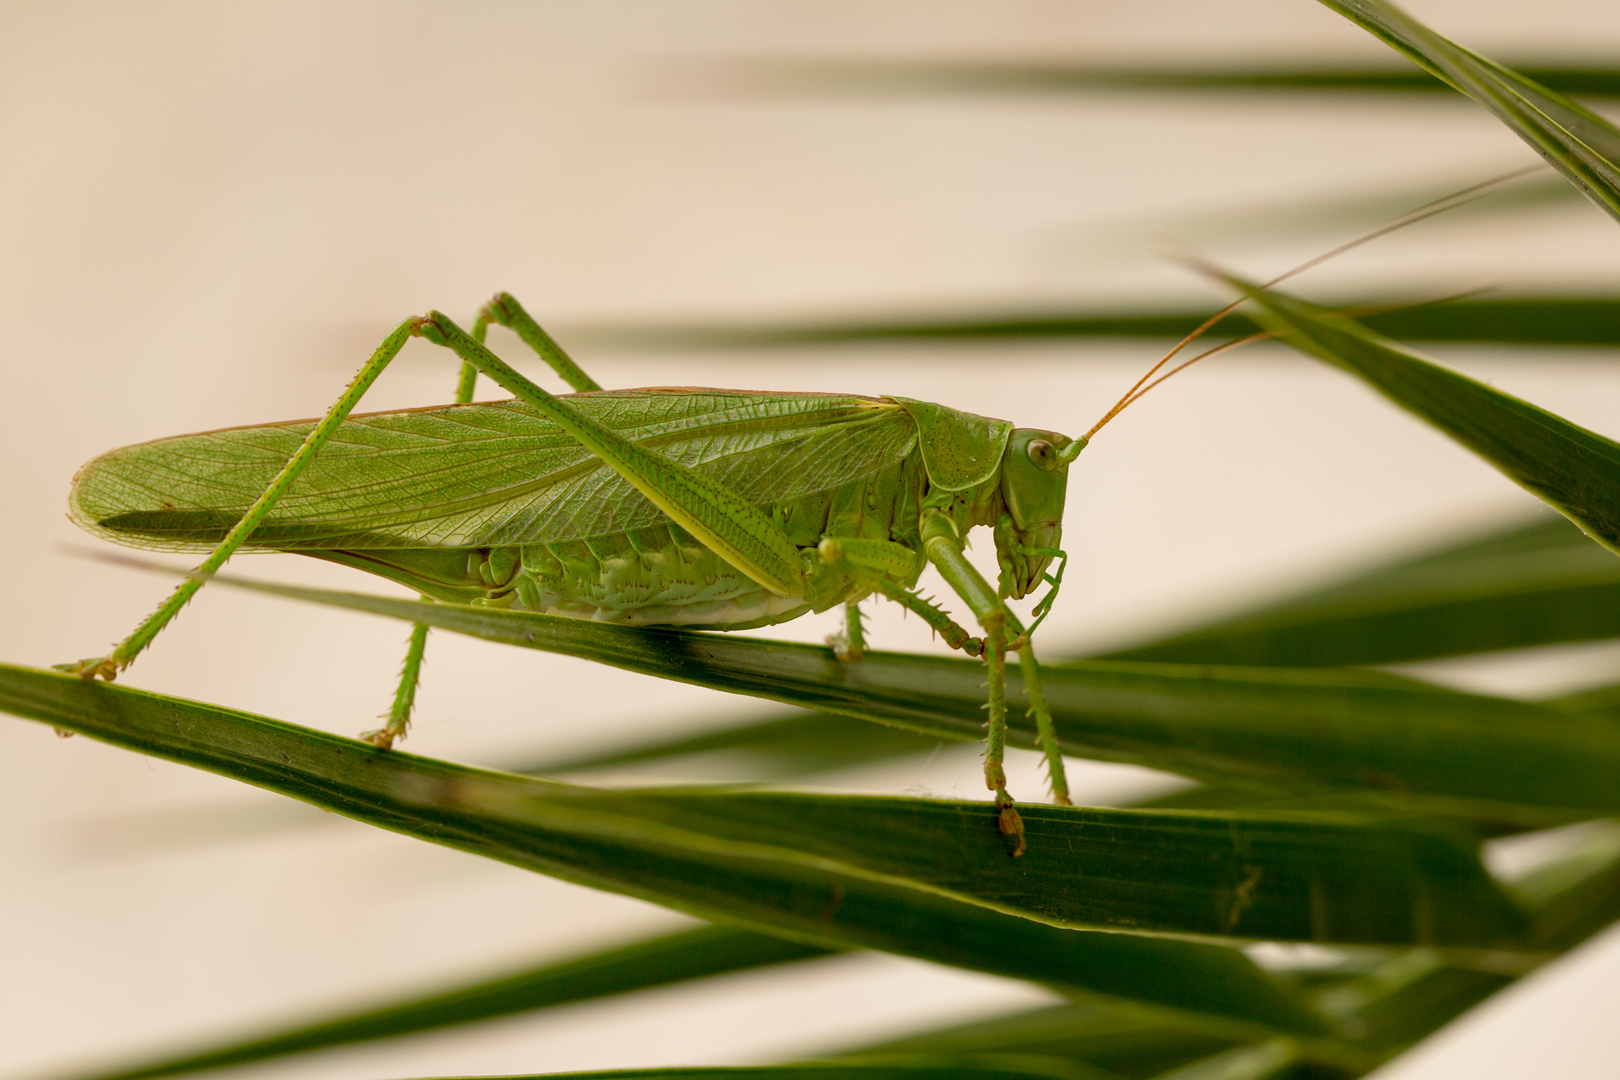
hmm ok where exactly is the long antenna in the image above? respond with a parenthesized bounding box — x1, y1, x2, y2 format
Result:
(1093, 290, 1490, 426)
(1080, 162, 1546, 443)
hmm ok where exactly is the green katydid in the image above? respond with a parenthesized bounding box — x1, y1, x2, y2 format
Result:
(60, 296, 1103, 855)
(56, 172, 1524, 856)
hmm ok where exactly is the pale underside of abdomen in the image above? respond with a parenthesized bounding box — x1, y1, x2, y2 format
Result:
(506, 527, 826, 631)
(497, 452, 926, 631)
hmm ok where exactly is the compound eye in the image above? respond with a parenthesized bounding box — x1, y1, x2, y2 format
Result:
(1026, 439, 1057, 471)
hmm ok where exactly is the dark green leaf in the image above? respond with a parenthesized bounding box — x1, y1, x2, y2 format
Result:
(1225, 278, 1620, 557)
(379, 1065, 1108, 1080)
(571, 296, 1620, 352)
(847, 1004, 1235, 1079)
(520, 515, 1620, 792)
(1126, 784, 1587, 840)
(1147, 1041, 1296, 1080)
(1318, 0, 1620, 223)
(210, 580, 1620, 822)
(64, 927, 834, 1080)
(593, 789, 1525, 946)
(517, 709, 937, 780)
(0, 664, 1340, 1041)
(1312, 950, 1512, 1053)
(1105, 514, 1620, 667)
(1542, 679, 1620, 721)
(0, 665, 1521, 948)
(871, 819, 1620, 1070)
(698, 56, 1620, 100)
(1507, 821, 1620, 951)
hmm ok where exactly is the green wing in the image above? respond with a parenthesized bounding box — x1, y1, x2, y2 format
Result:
(71, 390, 918, 552)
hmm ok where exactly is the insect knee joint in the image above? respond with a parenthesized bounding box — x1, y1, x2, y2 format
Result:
(409, 314, 450, 346)
(483, 292, 519, 323)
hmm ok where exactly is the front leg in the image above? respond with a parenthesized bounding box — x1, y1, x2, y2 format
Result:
(978, 609, 1022, 857)
(919, 507, 1073, 854)
(912, 509, 1025, 854)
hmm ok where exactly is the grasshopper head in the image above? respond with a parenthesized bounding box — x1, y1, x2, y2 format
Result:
(997, 428, 1083, 599)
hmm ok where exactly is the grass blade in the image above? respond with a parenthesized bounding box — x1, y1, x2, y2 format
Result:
(1147, 1041, 1296, 1080)
(1543, 680, 1620, 721)
(389, 1066, 1105, 1080)
(1508, 821, 1620, 951)
(0, 665, 1523, 949)
(848, 1004, 1234, 1080)
(862, 817, 1620, 1072)
(208, 580, 1620, 822)
(1105, 514, 1620, 667)
(698, 56, 1620, 100)
(1220, 276, 1620, 556)
(0, 664, 1338, 1041)
(523, 515, 1619, 785)
(61, 928, 833, 1080)
(1311, 950, 1512, 1054)
(1317, 0, 1620, 223)
(573, 296, 1620, 351)
(516, 710, 935, 780)
(594, 789, 1524, 946)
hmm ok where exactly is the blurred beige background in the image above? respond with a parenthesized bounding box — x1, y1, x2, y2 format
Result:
(3, 2, 1620, 1077)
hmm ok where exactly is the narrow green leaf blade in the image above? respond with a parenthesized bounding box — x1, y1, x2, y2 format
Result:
(0, 665, 1333, 1040)
(1544, 679, 1620, 721)
(1105, 514, 1620, 667)
(517, 710, 936, 780)
(1312, 950, 1513, 1055)
(218, 582, 1620, 821)
(848, 1004, 1235, 1080)
(394, 1065, 1104, 1080)
(578, 789, 1526, 946)
(1148, 1041, 1296, 1080)
(706, 55, 1620, 99)
(523, 514, 1620, 781)
(1508, 821, 1620, 951)
(1317, 0, 1620, 222)
(65, 928, 833, 1080)
(0, 665, 1522, 947)
(573, 296, 1620, 351)
(1226, 277, 1620, 557)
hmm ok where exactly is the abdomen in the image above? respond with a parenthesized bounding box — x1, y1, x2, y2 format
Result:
(490, 449, 927, 630)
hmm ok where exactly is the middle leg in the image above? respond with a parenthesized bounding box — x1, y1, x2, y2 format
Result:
(817, 536, 985, 657)
(827, 599, 867, 663)
(364, 617, 430, 749)
(366, 306, 498, 749)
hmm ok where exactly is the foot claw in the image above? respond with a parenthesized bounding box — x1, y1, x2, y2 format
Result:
(993, 787, 1026, 857)
(57, 657, 119, 681)
(360, 727, 399, 750)
(826, 634, 863, 664)
(998, 803, 1026, 858)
